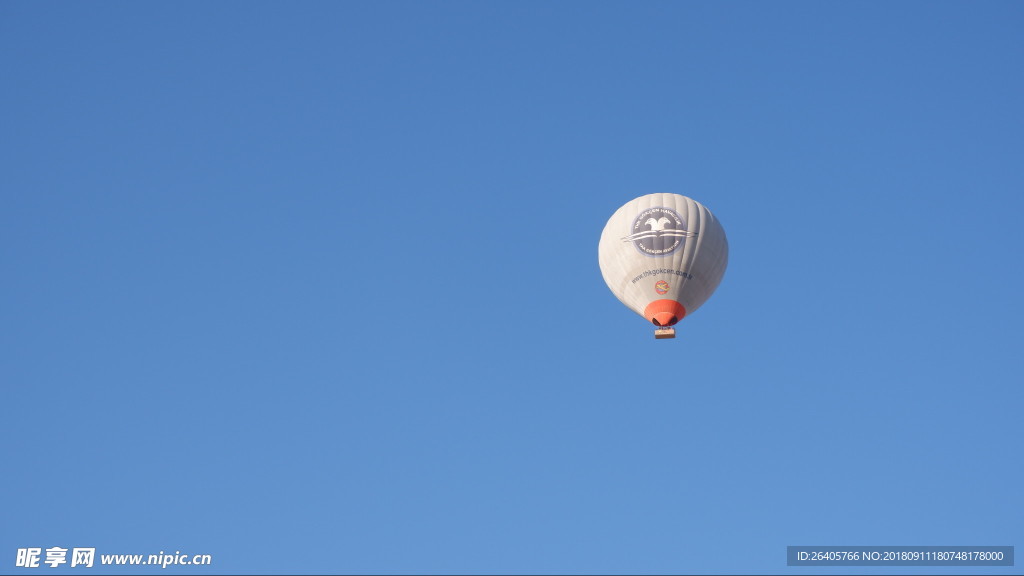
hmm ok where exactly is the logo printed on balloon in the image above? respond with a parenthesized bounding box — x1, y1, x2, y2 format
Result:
(622, 206, 697, 256)
(655, 280, 669, 295)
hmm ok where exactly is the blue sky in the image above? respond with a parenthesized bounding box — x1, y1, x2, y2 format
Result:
(2, 1, 1022, 574)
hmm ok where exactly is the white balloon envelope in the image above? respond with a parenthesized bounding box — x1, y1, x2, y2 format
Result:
(598, 193, 728, 338)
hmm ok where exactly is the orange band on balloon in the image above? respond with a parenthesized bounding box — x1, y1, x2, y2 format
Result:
(644, 299, 687, 326)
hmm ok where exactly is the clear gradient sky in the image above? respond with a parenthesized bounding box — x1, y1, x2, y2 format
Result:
(2, 1, 1022, 574)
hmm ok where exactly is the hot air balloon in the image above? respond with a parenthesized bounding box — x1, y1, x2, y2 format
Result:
(598, 194, 728, 339)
